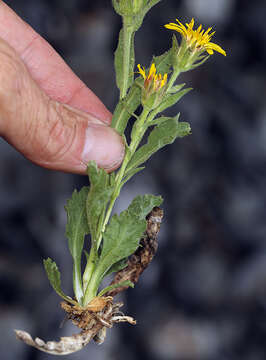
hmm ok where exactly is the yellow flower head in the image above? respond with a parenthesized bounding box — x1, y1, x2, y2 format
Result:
(165, 18, 226, 56)
(137, 63, 167, 92)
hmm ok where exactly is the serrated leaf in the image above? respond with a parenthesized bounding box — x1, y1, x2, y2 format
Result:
(127, 194, 163, 220)
(98, 280, 134, 297)
(65, 186, 89, 303)
(98, 212, 146, 278)
(155, 88, 192, 113)
(43, 258, 76, 305)
(111, 81, 141, 135)
(92, 194, 162, 289)
(126, 117, 191, 173)
(114, 29, 135, 95)
(87, 162, 113, 244)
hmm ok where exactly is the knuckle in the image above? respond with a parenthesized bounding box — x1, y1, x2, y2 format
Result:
(40, 101, 80, 162)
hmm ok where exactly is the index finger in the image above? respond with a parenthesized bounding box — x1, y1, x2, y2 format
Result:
(0, 1, 112, 124)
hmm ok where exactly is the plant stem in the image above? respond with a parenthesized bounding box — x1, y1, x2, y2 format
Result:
(83, 107, 150, 305)
(82, 246, 97, 294)
(100, 107, 150, 237)
(120, 16, 134, 99)
(166, 68, 181, 92)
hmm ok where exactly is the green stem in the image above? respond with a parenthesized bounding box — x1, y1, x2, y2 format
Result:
(82, 245, 97, 294)
(120, 16, 134, 99)
(166, 68, 181, 92)
(83, 107, 150, 305)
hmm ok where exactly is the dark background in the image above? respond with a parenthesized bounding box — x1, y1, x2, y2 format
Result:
(1, 0, 266, 359)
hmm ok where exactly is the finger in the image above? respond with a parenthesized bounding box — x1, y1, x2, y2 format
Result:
(0, 1, 111, 124)
(0, 39, 124, 174)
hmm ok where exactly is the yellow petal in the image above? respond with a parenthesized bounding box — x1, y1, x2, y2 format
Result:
(206, 42, 226, 56)
(137, 64, 146, 79)
(148, 63, 156, 79)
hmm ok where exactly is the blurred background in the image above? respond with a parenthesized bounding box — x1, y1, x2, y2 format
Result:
(1, 0, 266, 359)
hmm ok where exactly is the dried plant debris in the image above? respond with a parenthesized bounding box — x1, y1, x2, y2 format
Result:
(15, 207, 163, 355)
(106, 206, 163, 297)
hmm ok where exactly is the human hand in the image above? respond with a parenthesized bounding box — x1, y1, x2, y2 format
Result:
(0, 1, 124, 174)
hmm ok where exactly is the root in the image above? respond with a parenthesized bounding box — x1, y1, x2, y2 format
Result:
(15, 207, 163, 354)
(15, 298, 136, 355)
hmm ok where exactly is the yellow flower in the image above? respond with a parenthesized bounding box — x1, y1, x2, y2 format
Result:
(165, 18, 226, 56)
(137, 63, 168, 108)
(137, 63, 167, 91)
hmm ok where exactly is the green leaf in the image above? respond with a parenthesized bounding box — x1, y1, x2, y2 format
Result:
(111, 81, 141, 135)
(98, 212, 146, 279)
(98, 280, 134, 297)
(114, 28, 135, 95)
(168, 83, 186, 94)
(43, 258, 77, 305)
(65, 186, 89, 303)
(104, 258, 128, 277)
(126, 117, 191, 173)
(147, 114, 179, 127)
(127, 194, 163, 220)
(134, 0, 162, 31)
(153, 49, 173, 75)
(92, 194, 162, 289)
(174, 121, 192, 137)
(191, 54, 210, 70)
(156, 88, 192, 113)
(87, 162, 113, 244)
(121, 166, 145, 186)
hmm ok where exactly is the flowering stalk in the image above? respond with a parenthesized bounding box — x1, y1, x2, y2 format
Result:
(15, 8, 227, 355)
(44, 14, 226, 306)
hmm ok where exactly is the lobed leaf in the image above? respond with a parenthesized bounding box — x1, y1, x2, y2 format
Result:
(127, 194, 163, 220)
(65, 187, 89, 303)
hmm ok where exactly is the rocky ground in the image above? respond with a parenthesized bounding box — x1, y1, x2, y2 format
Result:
(1, 0, 266, 359)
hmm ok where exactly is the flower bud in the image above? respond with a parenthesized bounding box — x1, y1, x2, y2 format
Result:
(137, 63, 168, 109)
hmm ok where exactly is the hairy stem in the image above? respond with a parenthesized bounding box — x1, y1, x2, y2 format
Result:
(120, 16, 134, 99)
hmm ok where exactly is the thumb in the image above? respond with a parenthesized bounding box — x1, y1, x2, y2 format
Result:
(0, 39, 124, 174)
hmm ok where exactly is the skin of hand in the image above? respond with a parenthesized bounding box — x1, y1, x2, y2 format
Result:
(0, 1, 124, 174)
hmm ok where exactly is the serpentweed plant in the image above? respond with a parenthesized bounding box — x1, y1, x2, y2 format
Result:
(15, 0, 226, 354)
